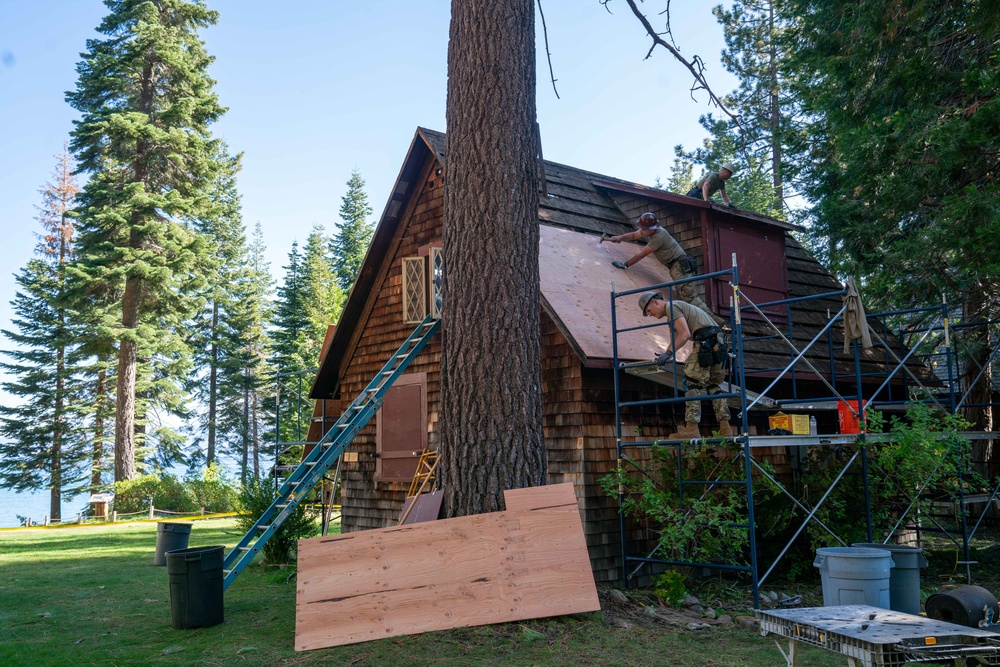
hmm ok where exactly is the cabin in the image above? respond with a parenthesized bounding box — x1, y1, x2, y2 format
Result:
(307, 127, 929, 583)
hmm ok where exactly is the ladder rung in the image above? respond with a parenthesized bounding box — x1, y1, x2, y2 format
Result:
(276, 504, 289, 509)
(224, 569, 232, 574)
(255, 524, 268, 531)
(304, 462, 317, 466)
(238, 547, 251, 552)
(337, 423, 349, 428)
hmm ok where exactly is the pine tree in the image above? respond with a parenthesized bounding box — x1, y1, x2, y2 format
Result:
(221, 222, 273, 482)
(188, 144, 243, 467)
(671, 114, 785, 218)
(0, 149, 87, 521)
(786, 0, 1000, 464)
(65, 0, 224, 481)
(666, 0, 799, 219)
(270, 241, 312, 446)
(302, 225, 344, 364)
(329, 169, 375, 293)
(440, 0, 547, 517)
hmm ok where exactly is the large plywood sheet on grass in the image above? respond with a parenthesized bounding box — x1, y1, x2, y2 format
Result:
(539, 225, 693, 364)
(295, 483, 600, 650)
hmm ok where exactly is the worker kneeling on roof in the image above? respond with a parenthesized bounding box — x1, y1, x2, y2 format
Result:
(608, 212, 714, 316)
(686, 162, 737, 208)
(639, 291, 732, 440)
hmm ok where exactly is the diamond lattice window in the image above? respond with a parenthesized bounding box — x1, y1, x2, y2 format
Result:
(430, 247, 443, 319)
(402, 256, 427, 324)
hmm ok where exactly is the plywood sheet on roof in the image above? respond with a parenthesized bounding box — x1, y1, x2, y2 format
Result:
(294, 483, 600, 651)
(539, 225, 694, 364)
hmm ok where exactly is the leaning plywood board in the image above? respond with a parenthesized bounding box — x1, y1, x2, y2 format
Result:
(295, 483, 600, 650)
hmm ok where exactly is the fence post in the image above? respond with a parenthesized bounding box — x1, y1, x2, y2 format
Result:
(111, 511, 117, 523)
(77, 513, 83, 524)
(44, 516, 49, 526)
(149, 505, 154, 520)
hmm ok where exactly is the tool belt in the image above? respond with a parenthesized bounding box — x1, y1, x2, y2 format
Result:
(668, 254, 698, 275)
(692, 326, 727, 367)
(685, 186, 702, 199)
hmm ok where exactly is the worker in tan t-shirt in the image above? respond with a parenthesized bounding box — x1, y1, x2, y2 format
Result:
(638, 291, 732, 440)
(607, 212, 713, 315)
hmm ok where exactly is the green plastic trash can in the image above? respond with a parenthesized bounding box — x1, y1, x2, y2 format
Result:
(154, 522, 193, 566)
(166, 545, 225, 629)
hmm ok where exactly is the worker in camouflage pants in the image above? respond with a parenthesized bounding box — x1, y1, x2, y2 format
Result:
(638, 292, 732, 440)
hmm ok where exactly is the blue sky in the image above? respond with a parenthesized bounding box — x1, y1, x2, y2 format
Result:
(0, 0, 737, 402)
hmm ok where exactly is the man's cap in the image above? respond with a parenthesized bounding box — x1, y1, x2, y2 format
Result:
(638, 291, 662, 317)
(721, 162, 737, 174)
(636, 212, 660, 230)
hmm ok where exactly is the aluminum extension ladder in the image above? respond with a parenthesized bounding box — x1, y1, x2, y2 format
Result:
(222, 315, 441, 590)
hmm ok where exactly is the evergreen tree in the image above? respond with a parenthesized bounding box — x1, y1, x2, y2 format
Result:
(671, 114, 785, 218)
(270, 241, 312, 446)
(329, 169, 375, 293)
(188, 144, 243, 467)
(0, 149, 87, 521)
(786, 0, 1000, 456)
(221, 222, 273, 482)
(302, 225, 345, 364)
(65, 0, 224, 481)
(440, 0, 547, 517)
(666, 0, 799, 219)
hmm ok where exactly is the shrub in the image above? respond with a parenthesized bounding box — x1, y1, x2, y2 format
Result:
(236, 475, 318, 564)
(113, 474, 197, 514)
(185, 463, 238, 513)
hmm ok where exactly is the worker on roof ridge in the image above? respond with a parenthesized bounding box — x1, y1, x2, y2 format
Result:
(687, 162, 737, 207)
(638, 291, 732, 440)
(607, 212, 720, 323)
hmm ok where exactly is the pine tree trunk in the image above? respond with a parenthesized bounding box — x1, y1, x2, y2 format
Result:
(114, 274, 140, 481)
(207, 300, 219, 466)
(768, 0, 783, 210)
(91, 368, 106, 490)
(241, 387, 250, 484)
(51, 341, 64, 521)
(964, 296, 995, 479)
(251, 391, 260, 477)
(439, 0, 547, 518)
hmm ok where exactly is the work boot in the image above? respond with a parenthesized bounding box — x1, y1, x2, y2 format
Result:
(717, 419, 734, 438)
(668, 422, 702, 441)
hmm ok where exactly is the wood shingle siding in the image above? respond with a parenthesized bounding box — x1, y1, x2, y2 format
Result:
(309, 127, 931, 583)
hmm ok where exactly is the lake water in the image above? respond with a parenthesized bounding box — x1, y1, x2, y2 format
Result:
(0, 487, 92, 528)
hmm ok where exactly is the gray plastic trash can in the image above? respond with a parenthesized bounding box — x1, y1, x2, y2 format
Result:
(853, 542, 928, 615)
(814, 547, 893, 608)
(154, 522, 193, 566)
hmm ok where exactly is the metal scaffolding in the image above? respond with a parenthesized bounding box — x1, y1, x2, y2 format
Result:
(611, 257, 1000, 608)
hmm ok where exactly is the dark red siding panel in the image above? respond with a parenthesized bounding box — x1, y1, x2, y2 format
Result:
(707, 219, 788, 321)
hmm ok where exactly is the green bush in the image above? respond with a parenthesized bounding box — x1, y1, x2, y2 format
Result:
(113, 473, 197, 514)
(236, 475, 318, 564)
(185, 463, 238, 513)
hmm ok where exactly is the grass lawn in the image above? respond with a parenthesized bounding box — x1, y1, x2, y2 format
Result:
(0, 518, 848, 666)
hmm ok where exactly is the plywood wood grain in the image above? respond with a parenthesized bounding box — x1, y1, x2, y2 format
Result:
(295, 483, 600, 650)
(539, 225, 695, 363)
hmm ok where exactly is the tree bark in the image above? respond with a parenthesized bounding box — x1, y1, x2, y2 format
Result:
(207, 300, 219, 465)
(439, 0, 547, 517)
(91, 368, 107, 490)
(114, 274, 140, 482)
(963, 295, 995, 479)
(767, 0, 783, 210)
